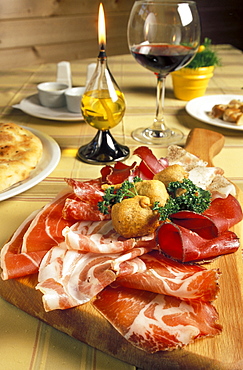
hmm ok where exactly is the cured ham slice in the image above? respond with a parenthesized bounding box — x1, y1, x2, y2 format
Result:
(93, 285, 222, 353)
(157, 222, 240, 262)
(2, 250, 47, 280)
(36, 245, 152, 311)
(21, 188, 75, 253)
(65, 178, 104, 205)
(0, 210, 46, 280)
(62, 198, 111, 221)
(62, 220, 156, 254)
(116, 251, 220, 301)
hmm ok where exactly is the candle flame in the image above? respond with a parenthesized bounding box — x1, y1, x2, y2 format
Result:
(98, 3, 106, 50)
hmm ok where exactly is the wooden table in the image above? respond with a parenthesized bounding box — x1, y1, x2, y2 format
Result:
(0, 45, 243, 370)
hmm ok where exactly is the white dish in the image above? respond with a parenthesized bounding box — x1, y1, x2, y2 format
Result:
(0, 126, 61, 201)
(13, 94, 83, 122)
(37, 82, 69, 108)
(186, 94, 243, 131)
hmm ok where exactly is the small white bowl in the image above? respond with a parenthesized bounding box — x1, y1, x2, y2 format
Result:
(37, 82, 69, 108)
(65, 86, 86, 113)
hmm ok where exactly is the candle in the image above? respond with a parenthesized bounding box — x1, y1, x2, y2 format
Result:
(98, 3, 106, 52)
(77, 2, 129, 164)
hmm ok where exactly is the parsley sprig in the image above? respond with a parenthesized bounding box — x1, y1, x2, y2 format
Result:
(153, 178, 211, 221)
(98, 177, 211, 221)
(98, 176, 142, 214)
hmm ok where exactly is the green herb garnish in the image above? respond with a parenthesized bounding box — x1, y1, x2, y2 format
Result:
(98, 176, 142, 214)
(99, 177, 211, 220)
(152, 178, 211, 221)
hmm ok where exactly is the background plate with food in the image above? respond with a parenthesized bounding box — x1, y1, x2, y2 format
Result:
(186, 94, 243, 130)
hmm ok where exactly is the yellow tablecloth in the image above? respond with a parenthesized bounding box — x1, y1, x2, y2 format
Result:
(0, 45, 243, 370)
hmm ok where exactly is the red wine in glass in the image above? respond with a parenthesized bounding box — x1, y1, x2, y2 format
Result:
(127, 1, 200, 145)
(131, 44, 195, 76)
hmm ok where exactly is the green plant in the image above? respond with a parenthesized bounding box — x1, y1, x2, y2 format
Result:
(185, 38, 221, 69)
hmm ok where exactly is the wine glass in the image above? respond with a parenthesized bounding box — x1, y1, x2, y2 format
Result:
(127, 1, 200, 145)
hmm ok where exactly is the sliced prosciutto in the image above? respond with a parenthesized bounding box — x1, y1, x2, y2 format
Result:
(157, 222, 240, 263)
(36, 245, 152, 311)
(62, 198, 111, 221)
(65, 178, 104, 205)
(93, 285, 222, 353)
(21, 188, 76, 253)
(62, 220, 156, 254)
(116, 251, 220, 301)
(1, 210, 46, 280)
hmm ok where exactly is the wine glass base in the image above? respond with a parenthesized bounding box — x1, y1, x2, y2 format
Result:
(132, 127, 184, 145)
(77, 130, 130, 165)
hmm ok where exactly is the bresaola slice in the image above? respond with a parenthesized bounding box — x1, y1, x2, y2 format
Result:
(93, 285, 222, 353)
(157, 223, 240, 263)
(101, 161, 137, 184)
(170, 194, 243, 238)
(157, 194, 242, 263)
(133, 146, 168, 179)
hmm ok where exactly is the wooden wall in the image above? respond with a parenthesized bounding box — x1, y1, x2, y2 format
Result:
(0, 0, 242, 70)
(0, 0, 133, 70)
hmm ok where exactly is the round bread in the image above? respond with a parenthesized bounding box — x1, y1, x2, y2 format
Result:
(0, 122, 43, 192)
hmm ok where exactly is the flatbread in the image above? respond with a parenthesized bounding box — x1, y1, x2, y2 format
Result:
(0, 123, 43, 192)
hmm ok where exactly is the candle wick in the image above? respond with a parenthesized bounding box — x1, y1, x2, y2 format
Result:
(98, 48, 107, 59)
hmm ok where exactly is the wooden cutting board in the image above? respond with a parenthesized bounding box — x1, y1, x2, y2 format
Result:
(0, 128, 243, 370)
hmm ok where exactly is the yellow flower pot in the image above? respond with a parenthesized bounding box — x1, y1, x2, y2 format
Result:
(171, 66, 214, 101)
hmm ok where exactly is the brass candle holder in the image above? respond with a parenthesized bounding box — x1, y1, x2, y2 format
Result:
(77, 4, 129, 164)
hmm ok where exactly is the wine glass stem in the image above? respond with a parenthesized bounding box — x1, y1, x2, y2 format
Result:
(153, 75, 167, 131)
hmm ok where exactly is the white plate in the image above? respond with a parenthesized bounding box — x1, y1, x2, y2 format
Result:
(13, 94, 83, 122)
(186, 94, 243, 131)
(0, 126, 61, 201)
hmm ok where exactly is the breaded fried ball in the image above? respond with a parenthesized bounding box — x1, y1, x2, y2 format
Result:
(153, 164, 188, 188)
(135, 179, 169, 207)
(111, 195, 159, 238)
